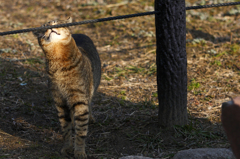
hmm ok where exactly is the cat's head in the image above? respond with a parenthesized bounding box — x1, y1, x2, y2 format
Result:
(33, 17, 72, 46)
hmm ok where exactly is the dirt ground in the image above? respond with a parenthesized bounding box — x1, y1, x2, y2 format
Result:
(0, 0, 239, 158)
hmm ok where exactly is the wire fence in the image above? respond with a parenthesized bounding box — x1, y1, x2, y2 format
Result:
(1, 1, 240, 36)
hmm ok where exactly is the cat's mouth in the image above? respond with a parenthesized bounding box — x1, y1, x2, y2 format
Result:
(49, 29, 60, 36)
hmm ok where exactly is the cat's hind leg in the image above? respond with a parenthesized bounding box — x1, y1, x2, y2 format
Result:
(70, 101, 89, 159)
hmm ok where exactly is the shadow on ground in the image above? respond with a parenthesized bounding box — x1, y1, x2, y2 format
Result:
(0, 58, 228, 159)
(187, 28, 232, 44)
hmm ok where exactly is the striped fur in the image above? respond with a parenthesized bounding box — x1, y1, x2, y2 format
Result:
(33, 17, 101, 159)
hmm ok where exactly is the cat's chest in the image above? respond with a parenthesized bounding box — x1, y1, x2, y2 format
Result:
(46, 58, 70, 72)
(49, 72, 80, 92)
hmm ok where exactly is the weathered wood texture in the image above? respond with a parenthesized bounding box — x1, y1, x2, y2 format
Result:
(155, 0, 188, 127)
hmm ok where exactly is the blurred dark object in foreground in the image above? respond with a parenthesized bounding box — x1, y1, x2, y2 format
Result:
(222, 96, 240, 159)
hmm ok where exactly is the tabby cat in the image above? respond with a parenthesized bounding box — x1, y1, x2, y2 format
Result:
(33, 17, 101, 159)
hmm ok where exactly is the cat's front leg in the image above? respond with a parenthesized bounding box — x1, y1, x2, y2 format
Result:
(56, 105, 73, 156)
(52, 90, 73, 156)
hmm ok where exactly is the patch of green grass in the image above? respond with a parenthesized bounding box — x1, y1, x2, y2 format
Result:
(207, 16, 217, 22)
(121, 96, 127, 100)
(126, 65, 145, 74)
(114, 67, 126, 77)
(211, 60, 222, 66)
(118, 92, 127, 100)
(204, 96, 214, 101)
(230, 43, 240, 55)
(146, 63, 157, 75)
(193, 90, 201, 95)
(27, 6, 34, 12)
(215, 51, 226, 58)
(103, 74, 112, 81)
(188, 78, 201, 91)
(119, 99, 125, 106)
(24, 58, 43, 65)
(152, 92, 158, 97)
(120, 90, 126, 95)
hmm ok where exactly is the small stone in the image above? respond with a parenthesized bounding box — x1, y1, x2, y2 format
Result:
(173, 148, 235, 159)
(119, 156, 155, 159)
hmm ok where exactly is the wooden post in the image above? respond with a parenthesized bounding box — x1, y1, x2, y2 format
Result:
(155, 0, 188, 127)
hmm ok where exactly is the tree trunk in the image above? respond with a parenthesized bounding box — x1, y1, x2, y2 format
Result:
(155, 0, 188, 127)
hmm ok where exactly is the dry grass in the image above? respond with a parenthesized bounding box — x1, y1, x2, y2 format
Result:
(0, 0, 239, 158)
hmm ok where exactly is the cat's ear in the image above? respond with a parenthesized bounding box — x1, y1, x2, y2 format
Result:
(67, 17, 72, 23)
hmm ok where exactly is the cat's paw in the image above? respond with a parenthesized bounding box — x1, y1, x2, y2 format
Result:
(74, 150, 87, 159)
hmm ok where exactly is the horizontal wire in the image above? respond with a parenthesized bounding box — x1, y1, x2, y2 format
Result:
(0, 11, 159, 36)
(186, 1, 240, 10)
(1, 1, 240, 36)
